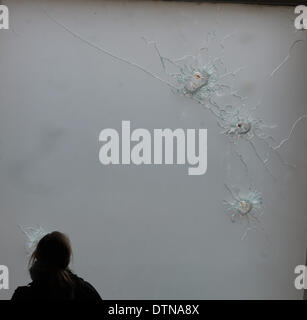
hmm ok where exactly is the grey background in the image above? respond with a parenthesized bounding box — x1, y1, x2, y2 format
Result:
(0, 0, 306, 299)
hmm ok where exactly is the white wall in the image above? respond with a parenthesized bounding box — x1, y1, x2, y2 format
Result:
(0, 0, 306, 299)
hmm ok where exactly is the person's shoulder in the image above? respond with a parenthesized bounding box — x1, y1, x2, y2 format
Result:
(11, 284, 33, 301)
(69, 271, 103, 301)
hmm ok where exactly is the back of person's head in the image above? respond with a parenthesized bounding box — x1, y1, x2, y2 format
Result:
(31, 231, 71, 269)
(29, 231, 75, 299)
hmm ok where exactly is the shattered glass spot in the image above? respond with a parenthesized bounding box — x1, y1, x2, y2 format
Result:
(217, 103, 278, 176)
(172, 57, 228, 106)
(183, 70, 209, 94)
(218, 103, 307, 174)
(19, 225, 48, 256)
(142, 35, 245, 116)
(218, 103, 273, 142)
(224, 185, 264, 240)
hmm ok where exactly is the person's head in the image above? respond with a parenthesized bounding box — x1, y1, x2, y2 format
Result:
(29, 231, 74, 298)
(30, 231, 72, 271)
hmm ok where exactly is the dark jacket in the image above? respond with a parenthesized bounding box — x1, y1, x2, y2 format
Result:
(11, 270, 102, 301)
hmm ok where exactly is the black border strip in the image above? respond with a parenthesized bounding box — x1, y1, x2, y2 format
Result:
(161, 1, 306, 6)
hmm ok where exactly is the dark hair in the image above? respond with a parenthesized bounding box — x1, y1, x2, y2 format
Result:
(29, 231, 75, 299)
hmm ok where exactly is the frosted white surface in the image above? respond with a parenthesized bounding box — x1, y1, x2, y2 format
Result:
(0, 0, 306, 299)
